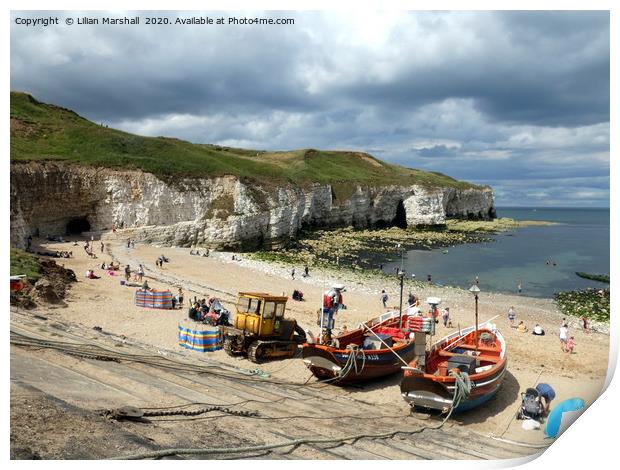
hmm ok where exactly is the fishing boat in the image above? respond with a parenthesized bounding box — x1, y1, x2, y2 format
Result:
(400, 320, 507, 413)
(10, 275, 26, 292)
(301, 310, 419, 384)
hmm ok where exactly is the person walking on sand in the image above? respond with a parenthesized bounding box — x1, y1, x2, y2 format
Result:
(291, 268, 295, 280)
(442, 307, 450, 327)
(566, 336, 576, 354)
(137, 264, 144, 282)
(507, 306, 516, 326)
(100, 241, 104, 253)
(124, 264, 131, 282)
(304, 265, 309, 277)
(178, 288, 184, 309)
(381, 290, 389, 309)
(581, 316, 590, 334)
(559, 323, 569, 352)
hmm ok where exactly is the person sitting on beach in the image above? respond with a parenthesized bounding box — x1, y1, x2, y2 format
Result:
(142, 280, 150, 291)
(86, 269, 100, 280)
(517, 321, 528, 333)
(532, 324, 545, 336)
(188, 302, 201, 321)
(566, 336, 576, 354)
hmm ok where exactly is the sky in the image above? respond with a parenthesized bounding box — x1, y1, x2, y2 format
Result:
(10, 10, 610, 208)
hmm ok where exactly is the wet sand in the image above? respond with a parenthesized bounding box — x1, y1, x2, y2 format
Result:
(30, 232, 610, 446)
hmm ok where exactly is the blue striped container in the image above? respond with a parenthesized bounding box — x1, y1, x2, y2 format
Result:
(178, 324, 222, 352)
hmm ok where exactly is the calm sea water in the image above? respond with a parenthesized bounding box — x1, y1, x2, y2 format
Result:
(383, 208, 610, 298)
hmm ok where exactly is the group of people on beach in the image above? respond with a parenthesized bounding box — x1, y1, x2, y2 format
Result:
(188, 295, 229, 325)
(509, 307, 577, 353)
(379, 290, 453, 328)
(290, 265, 310, 280)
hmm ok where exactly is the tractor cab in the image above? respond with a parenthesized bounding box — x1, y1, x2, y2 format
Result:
(222, 292, 305, 363)
(234, 292, 288, 338)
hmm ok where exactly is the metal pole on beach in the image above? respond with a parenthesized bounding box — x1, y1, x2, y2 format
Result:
(469, 284, 481, 353)
(398, 270, 404, 329)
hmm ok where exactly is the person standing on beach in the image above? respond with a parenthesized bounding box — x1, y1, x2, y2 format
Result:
(408, 292, 416, 306)
(507, 306, 516, 325)
(137, 264, 144, 282)
(517, 281, 522, 294)
(427, 274, 432, 284)
(291, 268, 295, 280)
(581, 316, 590, 334)
(124, 264, 131, 281)
(178, 288, 184, 309)
(100, 242, 104, 253)
(304, 265, 309, 277)
(381, 290, 389, 309)
(559, 324, 569, 352)
(442, 307, 450, 327)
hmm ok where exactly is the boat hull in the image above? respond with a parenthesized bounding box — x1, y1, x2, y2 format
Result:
(400, 323, 507, 413)
(302, 340, 416, 384)
(400, 360, 507, 413)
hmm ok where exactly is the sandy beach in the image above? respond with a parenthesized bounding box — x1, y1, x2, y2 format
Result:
(29, 231, 610, 446)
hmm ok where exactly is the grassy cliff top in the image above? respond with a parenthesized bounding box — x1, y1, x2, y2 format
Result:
(10, 91, 483, 189)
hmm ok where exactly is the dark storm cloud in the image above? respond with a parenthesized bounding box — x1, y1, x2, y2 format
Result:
(10, 10, 610, 206)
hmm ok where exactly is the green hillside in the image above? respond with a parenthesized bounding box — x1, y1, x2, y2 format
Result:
(10, 91, 482, 189)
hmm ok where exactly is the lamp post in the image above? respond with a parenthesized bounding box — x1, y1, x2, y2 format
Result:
(397, 269, 405, 327)
(469, 284, 481, 353)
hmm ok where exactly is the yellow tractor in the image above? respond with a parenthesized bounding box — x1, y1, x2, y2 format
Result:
(221, 292, 306, 363)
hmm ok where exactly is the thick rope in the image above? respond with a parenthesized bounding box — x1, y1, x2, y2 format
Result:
(111, 410, 457, 460)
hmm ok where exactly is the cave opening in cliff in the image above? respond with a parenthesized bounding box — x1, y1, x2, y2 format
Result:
(66, 217, 91, 234)
(392, 200, 407, 229)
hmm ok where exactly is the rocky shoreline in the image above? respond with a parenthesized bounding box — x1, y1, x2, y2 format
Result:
(249, 218, 555, 271)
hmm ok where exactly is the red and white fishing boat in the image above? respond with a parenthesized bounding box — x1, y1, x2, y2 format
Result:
(400, 319, 507, 413)
(302, 310, 419, 384)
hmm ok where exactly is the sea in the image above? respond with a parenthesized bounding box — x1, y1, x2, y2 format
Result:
(382, 208, 610, 298)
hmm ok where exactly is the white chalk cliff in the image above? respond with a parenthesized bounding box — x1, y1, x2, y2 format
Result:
(10, 162, 495, 249)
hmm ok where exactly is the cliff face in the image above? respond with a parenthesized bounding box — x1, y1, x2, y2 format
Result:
(10, 162, 495, 249)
